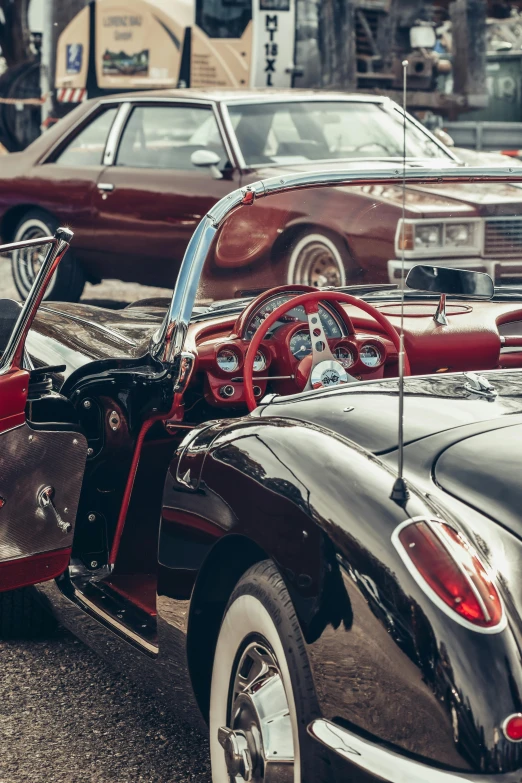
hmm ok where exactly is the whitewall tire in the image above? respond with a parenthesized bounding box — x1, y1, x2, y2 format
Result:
(210, 561, 318, 783)
(287, 232, 347, 288)
(11, 209, 85, 302)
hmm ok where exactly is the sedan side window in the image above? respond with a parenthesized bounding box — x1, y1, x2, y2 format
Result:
(55, 108, 118, 167)
(115, 106, 228, 170)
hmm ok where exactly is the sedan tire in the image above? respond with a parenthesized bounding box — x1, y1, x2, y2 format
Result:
(11, 209, 85, 302)
(209, 561, 319, 783)
(286, 231, 351, 288)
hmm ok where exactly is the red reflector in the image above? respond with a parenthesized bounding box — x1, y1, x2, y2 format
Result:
(503, 714, 522, 742)
(395, 520, 503, 630)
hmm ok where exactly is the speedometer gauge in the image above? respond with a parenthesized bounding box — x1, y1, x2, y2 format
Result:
(290, 331, 312, 360)
(216, 348, 239, 373)
(253, 351, 267, 372)
(360, 344, 381, 368)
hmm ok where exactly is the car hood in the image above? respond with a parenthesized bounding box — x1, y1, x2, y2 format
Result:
(259, 370, 522, 453)
(253, 160, 522, 216)
(434, 423, 522, 537)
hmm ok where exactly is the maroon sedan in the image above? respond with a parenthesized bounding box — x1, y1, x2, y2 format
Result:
(0, 88, 492, 301)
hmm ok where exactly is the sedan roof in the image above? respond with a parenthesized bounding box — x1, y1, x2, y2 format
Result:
(96, 88, 390, 106)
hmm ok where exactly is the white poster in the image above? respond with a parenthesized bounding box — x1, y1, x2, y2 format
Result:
(251, 0, 296, 88)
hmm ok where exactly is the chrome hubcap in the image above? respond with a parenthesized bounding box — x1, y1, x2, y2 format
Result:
(295, 241, 343, 288)
(219, 639, 294, 782)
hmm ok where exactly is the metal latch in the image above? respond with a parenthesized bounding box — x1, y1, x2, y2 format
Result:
(37, 486, 71, 533)
(463, 372, 497, 400)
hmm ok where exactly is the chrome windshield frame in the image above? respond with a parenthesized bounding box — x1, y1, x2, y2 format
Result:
(150, 166, 522, 366)
(0, 228, 73, 374)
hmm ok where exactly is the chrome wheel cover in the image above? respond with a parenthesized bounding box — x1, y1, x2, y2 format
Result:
(218, 638, 294, 782)
(288, 234, 346, 289)
(12, 219, 54, 297)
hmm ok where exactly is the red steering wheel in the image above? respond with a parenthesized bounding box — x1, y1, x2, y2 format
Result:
(243, 290, 410, 411)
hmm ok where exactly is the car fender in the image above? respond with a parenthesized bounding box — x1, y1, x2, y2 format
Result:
(159, 415, 522, 773)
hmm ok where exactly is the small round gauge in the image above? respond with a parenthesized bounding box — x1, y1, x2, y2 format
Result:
(253, 351, 267, 372)
(216, 348, 239, 373)
(290, 330, 312, 360)
(334, 345, 355, 368)
(360, 344, 381, 368)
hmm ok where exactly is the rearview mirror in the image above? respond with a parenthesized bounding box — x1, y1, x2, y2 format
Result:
(190, 149, 223, 180)
(405, 265, 494, 299)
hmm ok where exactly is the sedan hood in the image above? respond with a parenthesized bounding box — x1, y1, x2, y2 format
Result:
(435, 423, 522, 537)
(260, 370, 522, 453)
(254, 160, 522, 217)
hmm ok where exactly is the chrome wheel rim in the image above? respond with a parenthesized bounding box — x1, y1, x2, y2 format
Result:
(288, 234, 346, 289)
(218, 638, 294, 782)
(12, 221, 53, 297)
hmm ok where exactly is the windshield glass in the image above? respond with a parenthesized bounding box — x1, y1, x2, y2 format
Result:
(226, 102, 451, 166)
(194, 176, 522, 310)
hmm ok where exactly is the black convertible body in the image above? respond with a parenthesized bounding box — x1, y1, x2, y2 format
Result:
(2, 169, 522, 783)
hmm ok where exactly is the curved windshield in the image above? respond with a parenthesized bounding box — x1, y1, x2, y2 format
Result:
(194, 175, 522, 311)
(226, 101, 451, 166)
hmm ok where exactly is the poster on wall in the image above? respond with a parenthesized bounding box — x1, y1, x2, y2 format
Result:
(252, 0, 295, 87)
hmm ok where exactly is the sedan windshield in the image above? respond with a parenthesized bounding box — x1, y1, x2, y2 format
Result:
(226, 101, 451, 167)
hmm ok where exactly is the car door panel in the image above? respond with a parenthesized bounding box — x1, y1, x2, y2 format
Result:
(0, 230, 87, 592)
(0, 369, 30, 433)
(0, 422, 87, 592)
(91, 167, 238, 286)
(89, 102, 239, 287)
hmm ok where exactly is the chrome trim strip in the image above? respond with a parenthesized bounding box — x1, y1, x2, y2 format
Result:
(391, 517, 507, 635)
(103, 102, 132, 166)
(153, 167, 522, 365)
(74, 589, 158, 654)
(0, 229, 72, 374)
(309, 719, 495, 781)
(40, 307, 138, 347)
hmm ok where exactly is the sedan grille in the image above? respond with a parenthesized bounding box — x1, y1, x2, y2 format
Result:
(485, 218, 522, 257)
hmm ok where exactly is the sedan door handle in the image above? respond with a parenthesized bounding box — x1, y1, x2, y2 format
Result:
(97, 182, 114, 192)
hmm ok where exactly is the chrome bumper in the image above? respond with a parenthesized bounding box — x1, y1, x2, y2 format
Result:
(308, 720, 522, 782)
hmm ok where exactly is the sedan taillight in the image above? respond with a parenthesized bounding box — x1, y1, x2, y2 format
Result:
(393, 518, 504, 632)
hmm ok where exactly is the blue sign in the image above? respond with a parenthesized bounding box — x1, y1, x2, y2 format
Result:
(66, 44, 83, 74)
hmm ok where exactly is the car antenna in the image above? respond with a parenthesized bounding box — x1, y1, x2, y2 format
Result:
(390, 60, 410, 506)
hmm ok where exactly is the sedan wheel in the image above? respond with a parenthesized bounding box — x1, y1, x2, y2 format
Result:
(210, 562, 318, 783)
(287, 233, 347, 288)
(11, 210, 85, 301)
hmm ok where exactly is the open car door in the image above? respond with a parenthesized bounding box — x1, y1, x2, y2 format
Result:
(0, 229, 87, 593)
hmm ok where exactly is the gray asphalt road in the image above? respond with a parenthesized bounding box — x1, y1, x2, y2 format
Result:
(0, 629, 211, 783)
(0, 254, 172, 307)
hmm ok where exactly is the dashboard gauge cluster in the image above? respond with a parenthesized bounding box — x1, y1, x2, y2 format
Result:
(215, 345, 270, 375)
(244, 294, 343, 341)
(288, 331, 385, 372)
(360, 344, 382, 368)
(216, 347, 240, 373)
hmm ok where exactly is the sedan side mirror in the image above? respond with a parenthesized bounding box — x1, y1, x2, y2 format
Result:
(433, 128, 455, 148)
(190, 149, 223, 180)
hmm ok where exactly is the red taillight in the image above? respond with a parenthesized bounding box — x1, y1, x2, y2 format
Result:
(503, 714, 522, 742)
(393, 519, 504, 631)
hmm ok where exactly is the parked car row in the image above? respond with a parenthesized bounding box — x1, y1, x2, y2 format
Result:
(4, 88, 522, 303)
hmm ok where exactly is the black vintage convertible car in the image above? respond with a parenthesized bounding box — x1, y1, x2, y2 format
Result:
(4, 168, 522, 782)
